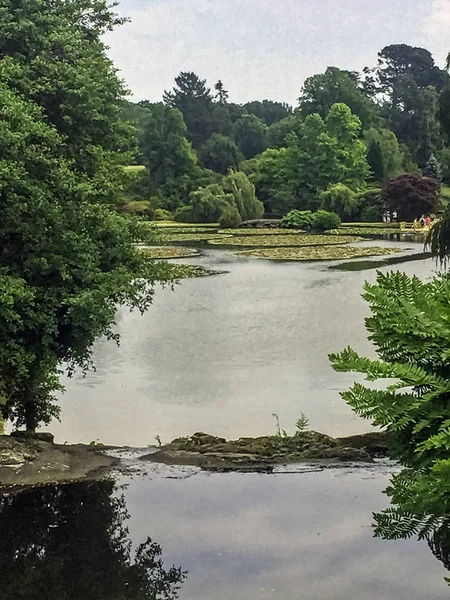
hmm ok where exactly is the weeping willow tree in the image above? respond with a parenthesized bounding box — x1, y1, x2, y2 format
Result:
(329, 270, 450, 560)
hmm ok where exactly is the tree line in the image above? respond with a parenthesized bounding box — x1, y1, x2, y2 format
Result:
(122, 44, 450, 223)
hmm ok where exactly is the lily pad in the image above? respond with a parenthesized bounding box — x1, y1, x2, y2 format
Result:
(208, 234, 361, 247)
(217, 228, 300, 235)
(165, 264, 223, 279)
(139, 246, 201, 259)
(327, 227, 416, 236)
(150, 221, 219, 228)
(163, 233, 231, 243)
(233, 245, 400, 261)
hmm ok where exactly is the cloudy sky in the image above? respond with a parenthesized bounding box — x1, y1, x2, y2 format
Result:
(105, 0, 450, 106)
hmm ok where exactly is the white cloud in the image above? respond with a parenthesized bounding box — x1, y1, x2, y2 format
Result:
(424, 0, 450, 66)
(104, 0, 441, 105)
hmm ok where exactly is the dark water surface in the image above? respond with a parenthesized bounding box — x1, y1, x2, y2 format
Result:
(47, 241, 434, 446)
(2, 464, 449, 599)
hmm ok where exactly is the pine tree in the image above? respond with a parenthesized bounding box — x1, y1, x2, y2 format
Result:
(423, 153, 443, 181)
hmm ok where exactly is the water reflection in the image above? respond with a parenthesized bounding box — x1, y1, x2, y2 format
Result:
(1, 468, 450, 600)
(0, 480, 186, 600)
(49, 243, 433, 446)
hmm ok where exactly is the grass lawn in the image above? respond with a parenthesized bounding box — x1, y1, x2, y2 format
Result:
(441, 185, 450, 200)
(123, 165, 146, 173)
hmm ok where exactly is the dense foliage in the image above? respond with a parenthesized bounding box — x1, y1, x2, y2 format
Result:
(0, 0, 172, 429)
(281, 209, 341, 231)
(122, 42, 450, 222)
(381, 173, 441, 221)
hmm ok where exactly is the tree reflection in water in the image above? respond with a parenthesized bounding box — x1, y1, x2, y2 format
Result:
(0, 480, 187, 600)
(375, 506, 450, 584)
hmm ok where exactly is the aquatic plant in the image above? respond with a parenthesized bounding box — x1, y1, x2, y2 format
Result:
(208, 234, 361, 247)
(233, 245, 399, 261)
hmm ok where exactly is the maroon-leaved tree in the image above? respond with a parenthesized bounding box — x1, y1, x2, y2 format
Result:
(382, 173, 441, 221)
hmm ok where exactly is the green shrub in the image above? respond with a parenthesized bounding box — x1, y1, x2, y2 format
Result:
(311, 210, 341, 231)
(281, 210, 315, 229)
(118, 201, 154, 219)
(154, 208, 173, 221)
(281, 209, 340, 231)
(173, 205, 194, 223)
(319, 183, 358, 219)
(219, 205, 242, 228)
(356, 187, 384, 222)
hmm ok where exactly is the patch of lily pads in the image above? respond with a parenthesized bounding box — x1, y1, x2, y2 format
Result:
(165, 264, 222, 279)
(208, 234, 361, 247)
(233, 245, 400, 261)
(327, 227, 414, 236)
(139, 246, 201, 259)
(217, 228, 300, 236)
(162, 232, 231, 243)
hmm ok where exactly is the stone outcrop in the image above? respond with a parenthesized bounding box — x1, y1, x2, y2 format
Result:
(0, 435, 118, 491)
(141, 430, 390, 471)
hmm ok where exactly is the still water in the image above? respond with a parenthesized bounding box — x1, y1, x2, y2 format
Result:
(48, 240, 435, 446)
(6, 240, 448, 599)
(2, 464, 449, 599)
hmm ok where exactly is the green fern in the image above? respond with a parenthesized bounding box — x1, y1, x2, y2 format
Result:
(330, 269, 450, 567)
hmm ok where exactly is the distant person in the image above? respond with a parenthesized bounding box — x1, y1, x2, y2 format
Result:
(413, 218, 420, 231)
(425, 216, 431, 228)
(420, 215, 425, 228)
(392, 210, 397, 222)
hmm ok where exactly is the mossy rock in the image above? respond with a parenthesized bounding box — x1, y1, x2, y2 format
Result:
(143, 430, 377, 470)
(336, 432, 391, 458)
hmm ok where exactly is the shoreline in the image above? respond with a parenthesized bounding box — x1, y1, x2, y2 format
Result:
(0, 430, 391, 491)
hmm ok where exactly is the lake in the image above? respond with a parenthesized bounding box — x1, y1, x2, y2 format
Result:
(46, 240, 435, 446)
(6, 239, 449, 599)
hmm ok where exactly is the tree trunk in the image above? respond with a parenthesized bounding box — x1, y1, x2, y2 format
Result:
(24, 395, 37, 433)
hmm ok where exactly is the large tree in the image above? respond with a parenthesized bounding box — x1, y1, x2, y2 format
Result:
(242, 103, 370, 214)
(197, 133, 243, 174)
(0, 0, 171, 430)
(243, 100, 292, 126)
(364, 128, 406, 181)
(298, 67, 380, 130)
(140, 103, 198, 187)
(232, 114, 268, 159)
(282, 103, 370, 209)
(381, 173, 440, 221)
(163, 71, 214, 148)
(366, 45, 448, 163)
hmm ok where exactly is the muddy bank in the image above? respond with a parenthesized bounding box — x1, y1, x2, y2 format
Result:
(0, 433, 118, 491)
(142, 431, 390, 472)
